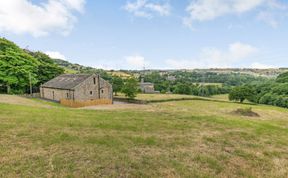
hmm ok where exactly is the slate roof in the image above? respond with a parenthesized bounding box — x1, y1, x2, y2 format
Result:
(41, 74, 94, 90)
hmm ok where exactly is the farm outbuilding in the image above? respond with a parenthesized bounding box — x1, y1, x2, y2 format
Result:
(40, 74, 113, 107)
(139, 78, 157, 93)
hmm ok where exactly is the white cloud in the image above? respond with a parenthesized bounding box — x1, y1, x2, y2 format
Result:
(257, 11, 279, 28)
(229, 42, 258, 60)
(124, 0, 170, 18)
(125, 55, 149, 69)
(45, 51, 67, 60)
(0, 0, 85, 37)
(165, 42, 258, 69)
(183, 0, 286, 28)
(250, 62, 275, 69)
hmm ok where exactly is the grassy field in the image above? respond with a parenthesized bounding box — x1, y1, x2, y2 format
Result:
(107, 71, 132, 78)
(0, 95, 288, 177)
(115, 93, 202, 101)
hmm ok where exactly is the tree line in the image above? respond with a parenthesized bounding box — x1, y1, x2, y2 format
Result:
(140, 71, 268, 97)
(229, 72, 288, 108)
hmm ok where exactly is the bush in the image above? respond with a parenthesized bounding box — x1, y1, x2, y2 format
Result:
(232, 107, 259, 117)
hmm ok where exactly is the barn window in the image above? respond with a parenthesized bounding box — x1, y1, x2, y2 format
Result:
(93, 78, 96, 84)
(90, 91, 93, 95)
(101, 89, 104, 94)
(66, 93, 69, 98)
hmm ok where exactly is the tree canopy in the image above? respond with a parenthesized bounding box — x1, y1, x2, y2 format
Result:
(122, 78, 138, 99)
(0, 38, 64, 94)
(229, 86, 253, 103)
(276, 72, 288, 83)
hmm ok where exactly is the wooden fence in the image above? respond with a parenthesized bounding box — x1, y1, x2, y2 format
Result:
(60, 99, 113, 108)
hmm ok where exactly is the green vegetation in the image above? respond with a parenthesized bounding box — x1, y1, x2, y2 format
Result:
(1, 95, 288, 177)
(51, 58, 113, 81)
(232, 72, 288, 108)
(111, 76, 124, 96)
(121, 78, 138, 99)
(140, 71, 267, 96)
(229, 86, 253, 103)
(276, 72, 288, 83)
(0, 38, 64, 94)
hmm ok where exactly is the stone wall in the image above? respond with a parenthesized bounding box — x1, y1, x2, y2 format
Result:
(73, 75, 113, 101)
(40, 87, 72, 101)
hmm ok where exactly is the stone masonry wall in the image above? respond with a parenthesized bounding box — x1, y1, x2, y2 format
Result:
(40, 87, 72, 101)
(73, 74, 112, 101)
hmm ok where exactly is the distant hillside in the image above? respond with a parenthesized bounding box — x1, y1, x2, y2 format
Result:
(127, 68, 288, 78)
(51, 58, 132, 79)
(51, 58, 81, 74)
(51, 58, 114, 81)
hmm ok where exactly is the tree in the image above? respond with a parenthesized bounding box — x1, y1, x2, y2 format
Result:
(229, 86, 253, 103)
(174, 83, 191, 95)
(276, 72, 288, 83)
(0, 38, 65, 94)
(122, 78, 138, 99)
(0, 38, 39, 93)
(198, 86, 209, 96)
(112, 76, 124, 96)
(29, 51, 64, 85)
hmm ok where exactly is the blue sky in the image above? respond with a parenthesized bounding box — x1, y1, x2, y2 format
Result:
(0, 0, 287, 69)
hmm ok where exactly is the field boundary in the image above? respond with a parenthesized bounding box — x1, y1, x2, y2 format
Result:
(114, 96, 259, 106)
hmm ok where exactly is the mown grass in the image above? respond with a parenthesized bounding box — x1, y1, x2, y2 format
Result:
(0, 95, 288, 177)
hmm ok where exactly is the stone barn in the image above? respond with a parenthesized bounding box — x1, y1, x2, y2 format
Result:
(40, 74, 113, 107)
(139, 78, 155, 93)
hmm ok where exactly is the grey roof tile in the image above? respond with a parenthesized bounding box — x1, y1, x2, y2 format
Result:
(41, 74, 94, 90)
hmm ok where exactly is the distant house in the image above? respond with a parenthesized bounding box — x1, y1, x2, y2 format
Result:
(40, 74, 113, 104)
(139, 78, 156, 93)
(167, 75, 176, 81)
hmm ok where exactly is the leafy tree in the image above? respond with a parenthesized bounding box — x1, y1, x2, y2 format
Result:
(28, 51, 64, 85)
(174, 83, 191, 95)
(276, 72, 288, 83)
(198, 86, 209, 96)
(122, 78, 138, 99)
(0, 38, 39, 93)
(112, 76, 124, 96)
(229, 86, 253, 103)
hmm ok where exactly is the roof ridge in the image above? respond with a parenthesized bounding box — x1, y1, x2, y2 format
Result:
(41, 74, 99, 90)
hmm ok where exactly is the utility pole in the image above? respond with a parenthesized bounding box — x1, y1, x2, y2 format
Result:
(29, 73, 32, 97)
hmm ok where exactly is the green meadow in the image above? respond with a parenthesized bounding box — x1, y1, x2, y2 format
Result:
(0, 94, 288, 177)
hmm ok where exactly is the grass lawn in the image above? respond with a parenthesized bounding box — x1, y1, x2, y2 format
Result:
(115, 93, 202, 102)
(0, 95, 288, 177)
